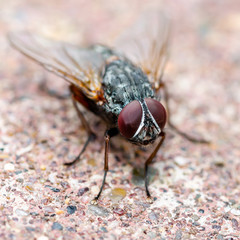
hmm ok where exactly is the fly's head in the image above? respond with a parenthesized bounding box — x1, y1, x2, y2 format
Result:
(118, 98, 167, 145)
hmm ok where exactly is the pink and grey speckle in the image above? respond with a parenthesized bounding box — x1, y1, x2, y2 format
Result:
(0, 0, 240, 239)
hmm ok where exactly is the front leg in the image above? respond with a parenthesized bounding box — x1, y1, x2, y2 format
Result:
(91, 128, 118, 205)
(145, 131, 165, 203)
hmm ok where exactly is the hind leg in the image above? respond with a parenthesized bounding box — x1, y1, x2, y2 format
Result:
(64, 95, 96, 166)
(39, 78, 70, 99)
(160, 83, 210, 144)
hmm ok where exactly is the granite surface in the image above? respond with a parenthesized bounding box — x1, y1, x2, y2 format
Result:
(0, 0, 240, 239)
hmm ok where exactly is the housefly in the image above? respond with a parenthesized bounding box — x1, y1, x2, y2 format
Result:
(9, 11, 209, 204)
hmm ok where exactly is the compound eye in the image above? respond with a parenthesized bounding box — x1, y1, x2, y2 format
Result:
(118, 100, 142, 139)
(145, 98, 167, 130)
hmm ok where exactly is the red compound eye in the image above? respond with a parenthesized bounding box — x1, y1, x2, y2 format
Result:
(145, 98, 167, 130)
(118, 100, 142, 139)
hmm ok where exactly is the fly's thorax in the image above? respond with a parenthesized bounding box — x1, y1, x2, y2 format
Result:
(102, 58, 154, 122)
(118, 98, 167, 146)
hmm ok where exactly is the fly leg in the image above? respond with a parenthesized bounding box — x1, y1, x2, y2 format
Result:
(145, 132, 165, 203)
(91, 128, 118, 204)
(64, 96, 96, 166)
(40, 81, 95, 164)
(161, 83, 210, 144)
(39, 78, 70, 99)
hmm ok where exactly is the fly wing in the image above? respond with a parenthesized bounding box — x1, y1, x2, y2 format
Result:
(115, 11, 170, 91)
(8, 32, 105, 100)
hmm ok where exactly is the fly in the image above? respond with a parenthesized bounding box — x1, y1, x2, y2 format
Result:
(8, 11, 209, 204)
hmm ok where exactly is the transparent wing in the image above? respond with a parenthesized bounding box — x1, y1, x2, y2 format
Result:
(8, 32, 105, 100)
(115, 11, 170, 91)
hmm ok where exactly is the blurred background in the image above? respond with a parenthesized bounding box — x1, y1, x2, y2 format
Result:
(0, 0, 240, 239)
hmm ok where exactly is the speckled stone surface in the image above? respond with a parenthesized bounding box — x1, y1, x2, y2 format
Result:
(1, 0, 240, 239)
